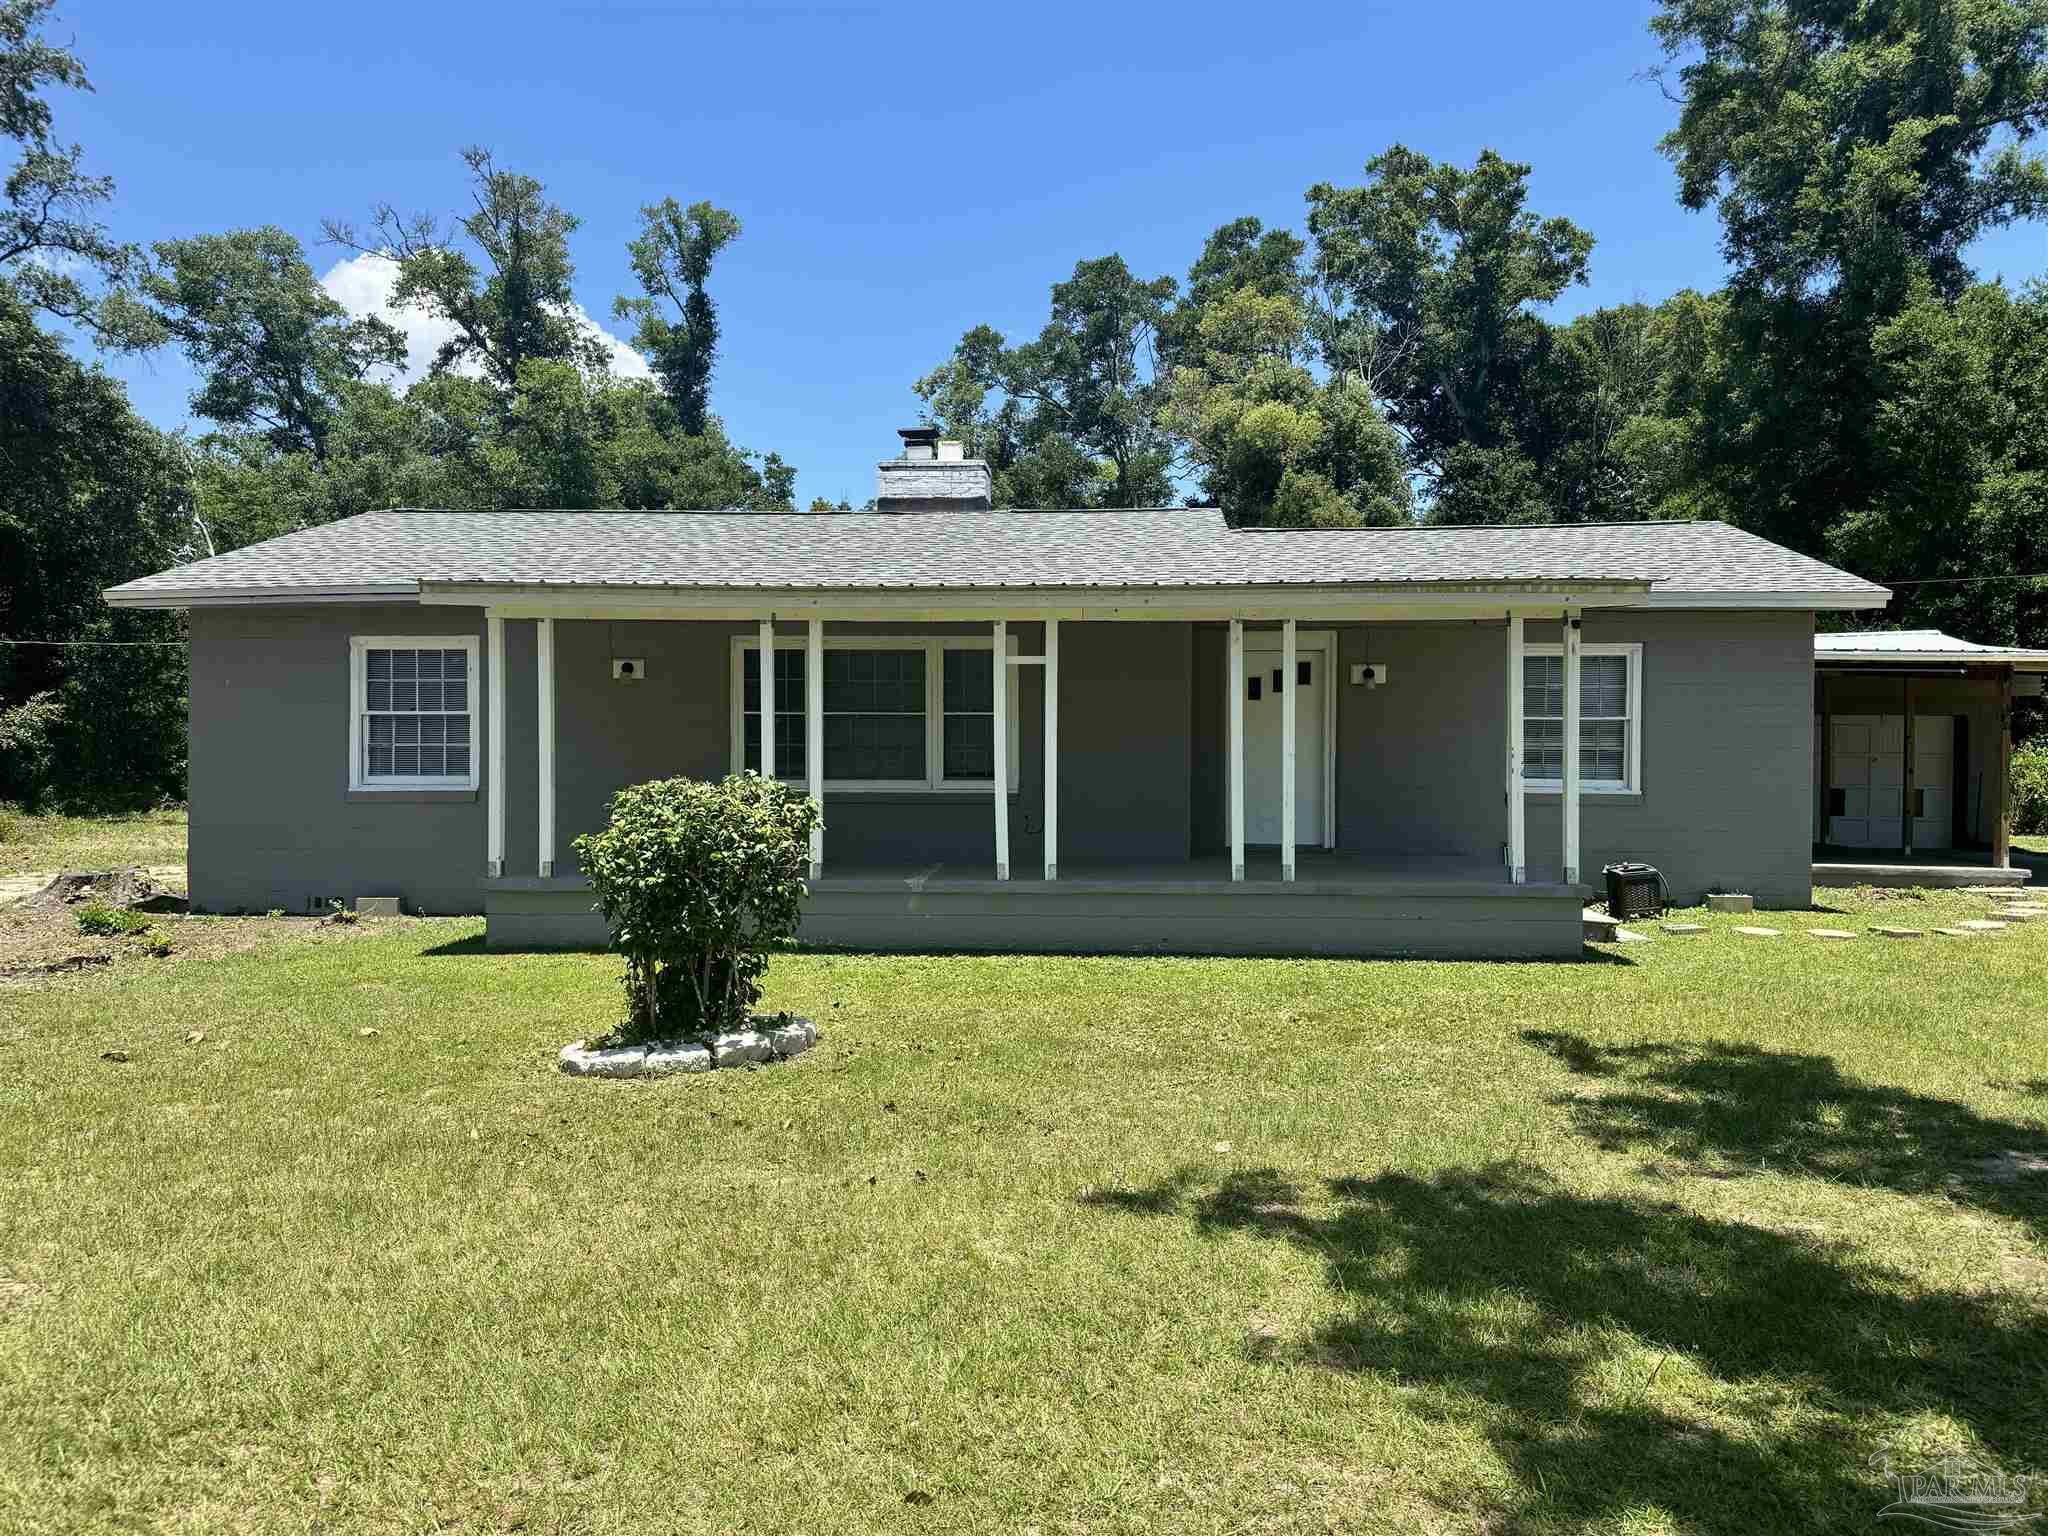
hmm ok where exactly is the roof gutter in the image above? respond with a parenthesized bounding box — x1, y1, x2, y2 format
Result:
(102, 581, 421, 610)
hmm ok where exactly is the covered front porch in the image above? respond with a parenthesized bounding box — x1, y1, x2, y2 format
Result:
(464, 589, 1640, 958)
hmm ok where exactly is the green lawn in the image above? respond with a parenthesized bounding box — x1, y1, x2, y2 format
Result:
(2015, 832, 2047, 856)
(2, 890, 2045, 1534)
(0, 807, 187, 876)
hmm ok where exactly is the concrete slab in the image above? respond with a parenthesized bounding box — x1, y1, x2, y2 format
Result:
(1805, 928, 1858, 939)
(1706, 893, 1755, 914)
(1958, 919, 2009, 931)
(1871, 926, 1926, 938)
(1932, 927, 1977, 937)
(1991, 907, 2044, 922)
(1659, 922, 1708, 935)
(1733, 925, 1782, 937)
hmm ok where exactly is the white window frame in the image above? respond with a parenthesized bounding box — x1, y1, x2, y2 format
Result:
(349, 634, 481, 791)
(1523, 641, 1642, 796)
(730, 633, 1022, 794)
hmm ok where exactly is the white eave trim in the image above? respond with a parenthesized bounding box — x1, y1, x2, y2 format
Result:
(102, 582, 421, 610)
(1643, 588, 1891, 611)
(1818, 650, 2048, 669)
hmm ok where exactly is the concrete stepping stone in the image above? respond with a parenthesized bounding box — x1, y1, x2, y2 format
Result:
(1805, 928, 1858, 939)
(1659, 922, 1708, 935)
(1957, 918, 2009, 931)
(1871, 925, 1925, 938)
(1932, 927, 1977, 938)
(1990, 907, 2044, 922)
(1706, 893, 1754, 914)
(1612, 926, 1652, 943)
(1733, 925, 1781, 937)
(1975, 887, 2033, 899)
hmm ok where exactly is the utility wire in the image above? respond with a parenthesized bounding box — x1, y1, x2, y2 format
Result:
(1876, 572, 2048, 586)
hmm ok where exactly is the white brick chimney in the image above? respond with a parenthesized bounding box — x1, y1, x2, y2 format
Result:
(876, 426, 993, 510)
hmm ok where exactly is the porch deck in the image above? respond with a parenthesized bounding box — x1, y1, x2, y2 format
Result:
(1812, 846, 2032, 890)
(486, 851, 1593, 958)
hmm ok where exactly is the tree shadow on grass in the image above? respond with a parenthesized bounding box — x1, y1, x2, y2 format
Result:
(1081, 1162, 2048, 1533)
(1522, 1031, 2048, 1239)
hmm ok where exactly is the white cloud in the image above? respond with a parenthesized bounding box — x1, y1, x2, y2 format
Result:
(320, 251, 653, 388)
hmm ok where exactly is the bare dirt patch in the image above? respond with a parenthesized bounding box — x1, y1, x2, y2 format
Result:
(18, 867, 184, 914)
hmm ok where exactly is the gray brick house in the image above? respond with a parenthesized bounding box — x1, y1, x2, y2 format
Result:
(106, 428, 1889, 956)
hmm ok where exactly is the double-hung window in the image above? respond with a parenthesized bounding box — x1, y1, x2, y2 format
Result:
(350, 636, 479, 790)
(734, 636, 1020, 792)
(1522, 643, 1641, 794)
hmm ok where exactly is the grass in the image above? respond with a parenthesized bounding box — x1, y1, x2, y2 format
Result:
(1, 888, 2046, 1534)
(0, 807, 187, 876)
(2015, 832, 2047, 856)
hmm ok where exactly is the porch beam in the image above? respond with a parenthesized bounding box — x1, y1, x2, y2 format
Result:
(1044, 618, 1059, 881)
(1506, 611, 1525, 883)
(1229, 618, 1245, 881)
(993, 619, 1010, 880)
(1995, 669, 2014, 868)
(486, 614, 505, 878)
(1281, 619, 1297, 881)
(806, 617, 823, 880)
(536, 617, 555, 878)
(1562, 609, 1581, 884)
(758, 616, 775, 777)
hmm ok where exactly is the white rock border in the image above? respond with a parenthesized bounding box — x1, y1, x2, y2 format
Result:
(560, 1015, 818, 1078)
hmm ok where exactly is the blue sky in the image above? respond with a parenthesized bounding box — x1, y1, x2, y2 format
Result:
(55, 0, 2048, 506)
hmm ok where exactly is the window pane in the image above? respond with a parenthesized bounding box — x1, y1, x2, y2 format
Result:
(944, 713, 994, 779)
(943, 649, 993, 713)
(824, 713, 926, 780)
(1582, 655, 1628, 718)
(1584, 719, 1626, 782)
(417, 676, 444, 711)
(1524, 719, 1563, 781)
(774, 711, 806, 779)
(1523, 655, 1562, 718)
(774, 647, 805, 710)
(446, 721, 471, 776)
(366, 677, 392, 711)
(742, 647, 760, 712)
(825, 649, 924, 713)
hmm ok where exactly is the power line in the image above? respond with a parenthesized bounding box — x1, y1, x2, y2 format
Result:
(0, 638, 184, 648)
(1877, 572, 2048, 586)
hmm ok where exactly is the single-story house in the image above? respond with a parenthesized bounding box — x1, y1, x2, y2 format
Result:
(106, 428, 1890, 958)
(1814, 628, 2047, 883)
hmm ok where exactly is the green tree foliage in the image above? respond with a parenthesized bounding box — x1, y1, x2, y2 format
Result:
(0, 282, 189, 807)
(140, 227, 406, 459)
(1307, 146, 1596, 523)
(0, 0, 149, 341)
(1161, 219, 1410, 526)
(614, 198, 742, 436)
(916, 256, 1179, 507)
(325, 147, 607, 390)
(573, 774, 821, 1041)
(1651, 0, 2048, 572)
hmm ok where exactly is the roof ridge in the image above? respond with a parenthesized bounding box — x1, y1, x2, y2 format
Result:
(1234, 518, 1724, 534)
(364, 505, 1220, 518)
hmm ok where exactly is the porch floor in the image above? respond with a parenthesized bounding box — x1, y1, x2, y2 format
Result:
(1812, 847, 2030, 890)
(813, 848, 1584, 896)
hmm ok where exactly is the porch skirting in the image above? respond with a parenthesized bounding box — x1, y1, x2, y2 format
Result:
(485, 864, 1593, 959)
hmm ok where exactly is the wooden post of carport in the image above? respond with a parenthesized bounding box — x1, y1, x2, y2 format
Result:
(1995, 667, 2015, 869)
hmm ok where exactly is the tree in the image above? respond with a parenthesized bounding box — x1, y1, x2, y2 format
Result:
(614, 198, 741, 435)
(140, 227, 406, 459)
(325, 147, 607, 392)
(0, 282, 190, 806)
(0, 0, 148, 341)
(1651, 0, 2048, 563)
(916, 256, 1178, 507)
(1306, 146, 1595, 520)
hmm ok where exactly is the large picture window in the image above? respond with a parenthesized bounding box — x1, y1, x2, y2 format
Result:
(733, 636, 1020, 792)
(1523, 643, 1641, 794)
(350, 636, 479, 790)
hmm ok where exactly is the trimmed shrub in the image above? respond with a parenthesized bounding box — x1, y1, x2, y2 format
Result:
(2014, 738, 2048, 836)
(573, 774, 821, 1043)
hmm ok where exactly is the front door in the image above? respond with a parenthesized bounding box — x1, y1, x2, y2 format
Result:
(1243, 643, 1326, 846)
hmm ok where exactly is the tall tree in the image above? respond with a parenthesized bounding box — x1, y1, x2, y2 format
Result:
(0, 0, 148, 341)
(614, 198, 741, 435)
(140, 227, 406, 460)
(916, 255, 1178, 507)
(1306, 146, 1595, 521)
(324, 147, 607, 392)
(1651, 0, 2048, 561)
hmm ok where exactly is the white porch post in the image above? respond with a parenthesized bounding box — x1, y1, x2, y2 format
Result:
(486, 614, 505, 879)
(1228, 618, 1246, 881)
(536, 617, 555, 877)
(1281, 619, 1297, 881)
(1506, 611, 1525, 883)
(757, 616, 775, 776)
(1562, 608, 1582, 884)
(806, 617, 823, 879)
(1043, 617, 1059, 881)
(992, 619, 1010, 880)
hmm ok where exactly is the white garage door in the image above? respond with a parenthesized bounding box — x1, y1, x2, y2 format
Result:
(1826, 714, 1954, 850)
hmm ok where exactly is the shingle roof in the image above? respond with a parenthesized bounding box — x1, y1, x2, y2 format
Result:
(1817, 628, 2048, 666)
(103, 506, 1888, 606)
